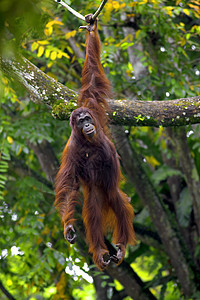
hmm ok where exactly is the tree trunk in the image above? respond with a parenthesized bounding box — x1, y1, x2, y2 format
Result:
(111, 125, 197, 297)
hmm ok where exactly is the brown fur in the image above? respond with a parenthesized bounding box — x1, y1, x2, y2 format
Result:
(55, 20, 135, 270)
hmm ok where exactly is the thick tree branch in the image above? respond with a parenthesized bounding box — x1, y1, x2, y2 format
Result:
(107, 260, 156, 300)
(170, 127, 200, 234)
(111, 126, 197, 297)
(0, 55, 77, 118)
(1, 55, 200, 127)
(110, 96, 200, 126)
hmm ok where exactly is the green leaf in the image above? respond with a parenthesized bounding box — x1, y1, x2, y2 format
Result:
(151, 165, 182, 185)
(176, 188, 193, 227)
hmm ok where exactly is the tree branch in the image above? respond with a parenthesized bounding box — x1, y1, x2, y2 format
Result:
(92, 0, 108, 21)
(170, 127, 200, 234)
(0, 280, 16, 300)
(134, 223, 163, 250)
(55, 0, 108, 22)
(111, 125, 197, 297)
(107, 259, 157, 300)
(55, 0, 85, 21)
(0, 55, 77, 118)
(1, 55, 200, 126)
(110, 96, 200, 127)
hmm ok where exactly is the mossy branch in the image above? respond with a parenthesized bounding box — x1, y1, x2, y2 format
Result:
(1, 54, 200, 127)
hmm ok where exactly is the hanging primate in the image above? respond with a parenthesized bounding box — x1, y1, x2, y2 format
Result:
(55, 16, 135, 270)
